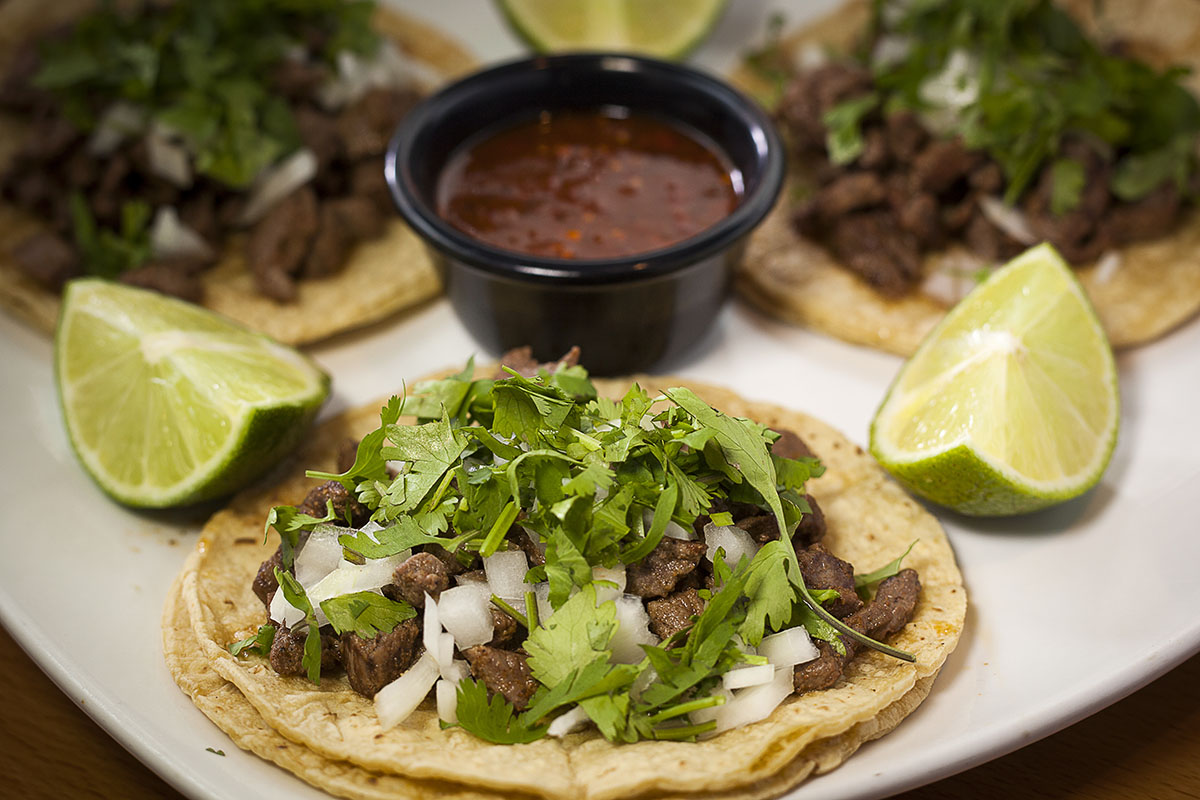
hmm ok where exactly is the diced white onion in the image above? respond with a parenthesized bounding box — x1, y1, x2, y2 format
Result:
(150, 206, 214, 262)
(145, 122, 193, 188)
(436, 583, 494, 648)
(548, 704, 591, 738)
(978, 195, 1037, 245)
(237, 148, 318, 227)
(642, 508, 696, 541)
(316, 41, 415, 111)
(268, 590, 306, 629)
(917, 49, 980, 135)
(483, 550, 529, 599)
(88, 102, 147, 156)
(689, 687, 732, 726)
(423, 593, 441, 659)
(609, 595, 658, 664)
(1094, 250, 1122, 283)
(703, 523, 759, 570)
(293, 524, 352, 587)
(592, 565, 627, 605)
(630, 666, 658, 700)
(437, 632, 455, 670)
(305, 554, 406, 627)
(758, 627, 820, 668)
(871, 34, 912, 69)
(722, 663, 776, 690)
(375, 650, 439, 730)
(441, 658, 469, 684)
(436, 678, 459, 724)
(709, 666, 792, 734)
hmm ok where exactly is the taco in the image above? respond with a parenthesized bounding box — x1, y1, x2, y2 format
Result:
(735, 0, 1200, 355)
(165, 356, 965, 799)
(0, 0, 474, 345)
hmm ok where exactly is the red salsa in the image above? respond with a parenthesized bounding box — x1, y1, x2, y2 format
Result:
(436, 110, 740, 260)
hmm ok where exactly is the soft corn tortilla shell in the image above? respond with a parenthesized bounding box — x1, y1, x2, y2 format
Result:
(0, 1, 476, 345)
(167, 374, 965, 800)
(734, 0, 1200, 356)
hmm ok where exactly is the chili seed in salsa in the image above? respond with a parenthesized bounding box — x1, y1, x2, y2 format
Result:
(436, 110, 740, 260)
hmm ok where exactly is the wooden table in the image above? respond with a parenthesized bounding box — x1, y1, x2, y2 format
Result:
(3, 621, 1198, 799)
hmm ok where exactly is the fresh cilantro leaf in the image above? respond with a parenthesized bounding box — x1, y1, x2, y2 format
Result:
(823, 92, 879, 165)
(229, 623, 276, 657)
(205, 748, 225, 756)
(264, 503, 336, 568)
(454, 678, 547, 744)
(1050, 158, 1085, 216)
(274, 568, 323, 684)
(709, 511, 734, 527)
(319, 592, 415, 639)
(524, 585, 616, 687)
(69, 193, 152, 278)
(854, 540, 919, 599)
(739, 540, 798, 647)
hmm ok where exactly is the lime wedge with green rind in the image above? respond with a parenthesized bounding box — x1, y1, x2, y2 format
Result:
(497, 0, 729, 60)
(56, 279, 330, 508)
(870, 243, 1119, 516)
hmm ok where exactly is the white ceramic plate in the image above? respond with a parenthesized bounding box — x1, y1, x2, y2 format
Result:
(2, 2, 1199, 799)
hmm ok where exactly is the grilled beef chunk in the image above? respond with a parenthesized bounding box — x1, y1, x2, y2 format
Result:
(462, 646, 539, 710)
(625, 538, 708, 599)
(817, 172, 887, 217)
(770, 429, 815, 460)
(341, 619, 421, 698)
(490, 607, 522, 650)
(793, 569, 921, 693)
(792, 494, 827, 548)
(337, 87, 420, 160)
(246, 187, 319, 302)
(796, 544, 863, 618)
(269, 625, 343, 676)
(297, 479, 371, 527)
(495, 345, 582, 379)
(735, 514, 780, 545)
(830, 211, 921, 296)
(252, 546, 284, 609)
(384, 552, 450, 608)
(646, 588, 704, 640)
(10, 232, 80, 290)
(118, 259, 206, 302)
(303, 202, 353, 278)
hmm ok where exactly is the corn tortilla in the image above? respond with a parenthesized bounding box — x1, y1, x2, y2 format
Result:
(0, 0, 475, 345)
(166, 372, 966, 800)
(735, 0, 1200, 356)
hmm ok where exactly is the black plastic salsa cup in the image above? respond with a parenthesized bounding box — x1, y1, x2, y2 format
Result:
(385, 53, 784, 376)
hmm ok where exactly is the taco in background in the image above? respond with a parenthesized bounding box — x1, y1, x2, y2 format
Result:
(165, 357, 965, 800)
(736, 0, 1200, 355)
(0, 0, 474, 345)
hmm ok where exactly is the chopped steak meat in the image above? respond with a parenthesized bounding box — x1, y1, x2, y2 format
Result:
(793, 569, 921, 693)
(770, 429, 815, 460)
(336, 87, 420, 160)
(10, 232, 80, 290)
(252, 547, 284, 610)
(118, 259, 206, 302)
(340, 619, 421, 698)
(830, 211, 920, 296)
(297, 480, 371, 528)
(383, 552, 450, 607)
(462, 646, 539, 710)
(792, 494, 827, 548)
(796, 544, 862, 618)
(269, 625, 343, 676)
(245, 186, 319, 302)
(490, 607, 523, 650)
(625, 538, 708, 599)
(646, 588, 704, 640)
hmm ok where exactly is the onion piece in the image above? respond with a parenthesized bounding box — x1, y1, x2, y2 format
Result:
(610, 594, 658, 664)
(375, 650, 439, 730)
(758, 627, 820, 668)
(1094, 250, 1122, 283)
(293, 524, 352, 587)
(592, 565, 626, 604)
(436, 679, 459, 724)
(304, 554, 407, 627)
(316, 42, 414, 111)
(436, 583, 494, 648)
(88, 102, 147, 156)
(978, 195, 1036, 245)
(423, 592, 441, 659)
(703, 523, 759, 570)
(237, 148, 318, 227)
(642, 508, 695, 541)
(441, 658, 469, 684)
(483, 550, 529, 599)
(722, 663, 776, 690)
(710, 666, 792, 734)
(548, 705, 591, 738)
(917, 49, 980, 135)
(149, 206, 214, 263)
(145, 123, 193, 188)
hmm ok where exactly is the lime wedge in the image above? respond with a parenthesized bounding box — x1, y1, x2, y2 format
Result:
(869, 244, 1119, 516)
(497, 0, 728, 59)
(55, 280, 330, 508)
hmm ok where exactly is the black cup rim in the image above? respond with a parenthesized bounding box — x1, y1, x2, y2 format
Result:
(385, 53, 785, 286)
